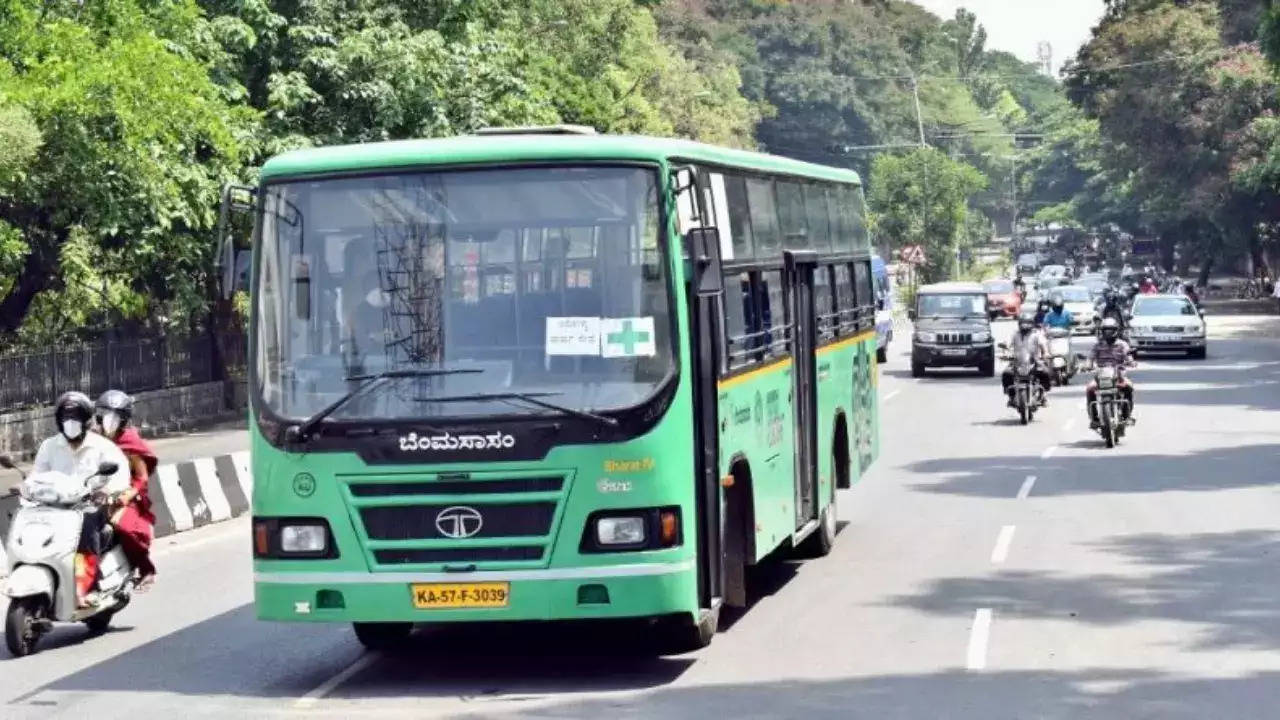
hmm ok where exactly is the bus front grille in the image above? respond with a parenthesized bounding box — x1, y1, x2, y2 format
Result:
(360, 502, 556, 540)
(339, 471, 572, 570)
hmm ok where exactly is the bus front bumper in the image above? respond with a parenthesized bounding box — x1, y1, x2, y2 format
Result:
(253, 561, 697, 623)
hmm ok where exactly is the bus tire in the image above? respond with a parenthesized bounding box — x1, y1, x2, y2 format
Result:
(659, 607, 719, 655)
(797, 451, 839, 558)
(876, 346, 888, 363)
(353, 622, 413, 651)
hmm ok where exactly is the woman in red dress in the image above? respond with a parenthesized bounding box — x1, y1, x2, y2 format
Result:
(95, 390, 157, 589)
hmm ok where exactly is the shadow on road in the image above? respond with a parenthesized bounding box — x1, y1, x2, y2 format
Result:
(888, 529, 1280, 653)
(906, 443, 1280, 499)
(465, 668, 1280, 719)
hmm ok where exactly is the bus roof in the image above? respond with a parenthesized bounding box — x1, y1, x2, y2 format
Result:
(259, 133, 863, 185)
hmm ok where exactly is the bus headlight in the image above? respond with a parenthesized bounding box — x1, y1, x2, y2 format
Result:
(281, 524, 328, 553)
(596, 516, 646, 546)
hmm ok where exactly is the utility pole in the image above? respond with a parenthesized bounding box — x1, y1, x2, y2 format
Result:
(910, 74, 926, 147)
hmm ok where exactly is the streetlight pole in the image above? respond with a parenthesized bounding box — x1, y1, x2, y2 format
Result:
(910, 74, 926, 148)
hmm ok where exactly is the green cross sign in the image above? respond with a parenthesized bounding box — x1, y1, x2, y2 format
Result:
(606, 320, 651, 355)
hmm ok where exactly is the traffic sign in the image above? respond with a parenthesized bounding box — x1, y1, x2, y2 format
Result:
(899, 245, 925, 264)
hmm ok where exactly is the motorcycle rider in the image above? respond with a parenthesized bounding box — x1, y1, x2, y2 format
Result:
(1096, 288, 1127, 333)
(1087, 317, 1136, 429)
(31, 392, 130, 606)
(1043, 294, 1073, 331)
(1013, 271, 1026, 299)
(95, 390, 157, 590)
(1002, 316, 1052, 408)
(1033, 298, 1051, 325)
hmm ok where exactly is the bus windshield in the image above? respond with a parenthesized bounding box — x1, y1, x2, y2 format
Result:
(254, 165, 674, 422)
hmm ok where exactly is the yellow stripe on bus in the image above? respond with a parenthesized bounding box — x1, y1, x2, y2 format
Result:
(816, 329, 875, 356)
(717, 357, 792, 390)
(716, 330, 874, 391)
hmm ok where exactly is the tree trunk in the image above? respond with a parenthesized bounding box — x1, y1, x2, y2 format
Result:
(1249, 239, 1270, 280)
(1197, 255, 1215, 287)
(0, 237, 58, 335)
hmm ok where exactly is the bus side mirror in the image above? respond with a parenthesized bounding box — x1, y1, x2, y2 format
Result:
(217, 184, 256, 300)
(907, 308, 916, 321)
(686, 227, 724, 298)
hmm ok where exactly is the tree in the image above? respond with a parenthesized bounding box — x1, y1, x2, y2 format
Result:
(870, 148, 987, 282)
(0, 1, 253, 340)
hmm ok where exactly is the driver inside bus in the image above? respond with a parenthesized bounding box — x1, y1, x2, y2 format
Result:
(343, 267, 391, 370)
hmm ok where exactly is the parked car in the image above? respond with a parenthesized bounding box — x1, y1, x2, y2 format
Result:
(908, 282, 996, 377)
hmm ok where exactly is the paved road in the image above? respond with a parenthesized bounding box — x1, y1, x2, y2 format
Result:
(4, 317, 1280, 718)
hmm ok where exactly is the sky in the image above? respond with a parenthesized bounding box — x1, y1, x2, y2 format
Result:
(913, 0, 1108, 74)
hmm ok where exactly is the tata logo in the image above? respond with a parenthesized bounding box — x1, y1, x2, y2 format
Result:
(434, 506, 483, 539)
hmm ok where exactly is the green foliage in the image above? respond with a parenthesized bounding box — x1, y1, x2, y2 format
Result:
(869, 147, 987, 283)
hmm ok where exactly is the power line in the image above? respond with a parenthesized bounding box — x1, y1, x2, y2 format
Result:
(754, 48, 1231, 85)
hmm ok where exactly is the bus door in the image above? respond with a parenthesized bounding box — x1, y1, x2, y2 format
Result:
(676, 167, 726, 611)
(785, 250, 820, 529)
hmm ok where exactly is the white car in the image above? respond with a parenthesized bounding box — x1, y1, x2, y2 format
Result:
(1039, 264, 1068, 280)
(1046, 285, 1096, 335)
(1127, 294, 1207, 358)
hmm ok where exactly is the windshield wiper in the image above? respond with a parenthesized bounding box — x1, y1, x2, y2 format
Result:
(416, 391, 619, 428)
(288, 368, 484, 442)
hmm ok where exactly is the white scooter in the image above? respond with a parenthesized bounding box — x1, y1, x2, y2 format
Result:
(1046, 327, 1077, 385)
(1, 456, 134, 657)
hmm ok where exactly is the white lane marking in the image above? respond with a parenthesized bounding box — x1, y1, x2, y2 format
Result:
(883, 389, 901, 403)
(1040, 446, 1058, 460)
(1062, 418, 1076, 431)
(1017, 475, 1037, 500)
(295, 653, 378, 708)
(990, 526, 1016, 564)
(192, 457, 232, 522)
(966, 609, 993, 671)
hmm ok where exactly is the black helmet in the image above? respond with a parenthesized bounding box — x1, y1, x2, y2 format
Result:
(1018, 317, 1035, 334)
(95, 389, 134, 436)
(54, 391, 93, 441)
(1051, 294, 1064, 311)
(1100, 317, 1121, 343)
(54, 391, 93, 424)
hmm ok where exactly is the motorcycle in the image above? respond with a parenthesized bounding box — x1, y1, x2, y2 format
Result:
(999, 343, 1045, 425)
(1046, 327, 1076, 386)
(1088, 364, 1133, 449)
(1, 456, 132, 657)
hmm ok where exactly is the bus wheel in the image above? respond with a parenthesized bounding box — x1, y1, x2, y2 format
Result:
(659, 606, 719, 655)
(353, 622, 413, 651)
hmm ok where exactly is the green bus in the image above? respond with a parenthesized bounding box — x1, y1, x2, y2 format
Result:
(221, 127, 880, 652)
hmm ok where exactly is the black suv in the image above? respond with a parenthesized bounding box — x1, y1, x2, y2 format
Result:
(908, 282, 996, 377)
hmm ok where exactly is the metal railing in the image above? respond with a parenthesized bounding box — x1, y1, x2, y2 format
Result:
(0, 332, 247, 413)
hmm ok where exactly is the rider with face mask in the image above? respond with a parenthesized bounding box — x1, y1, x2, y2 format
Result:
(32, 392, 129, 606)
(95, 390, 158, 589)
(1087, 318, 1136, 428)
(1002, 317, 1052, 407)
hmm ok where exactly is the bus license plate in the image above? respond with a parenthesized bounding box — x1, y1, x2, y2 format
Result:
(410, 582, 509, 609)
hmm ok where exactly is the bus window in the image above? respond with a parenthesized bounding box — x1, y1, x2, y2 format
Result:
(850, 187, 870, 253)
(723, 174, 755, 261)
(826, 187, 849, 253)
(834, 263, 857, 335)
(776, 180, 808, 249)
(854, 260, 874, 311)
(814, 265, 836, 341)
(803, 184, 831, 253)
(761, 269, 788, 356)
(746, 178, 780, 257)
(723, 271, 761, 370)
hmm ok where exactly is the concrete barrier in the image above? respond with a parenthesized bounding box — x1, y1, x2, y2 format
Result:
(0, 451, 252, 578)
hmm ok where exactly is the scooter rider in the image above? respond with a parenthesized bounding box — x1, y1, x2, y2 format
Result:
(1002, 316, 1052, 408)
(1033, 298, 1051, 326)
(1043, 294, 1073, 331)
(1087, 318, 1136, 429)
(31, 392, 130, 606)
(95, 390, 157, 590)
